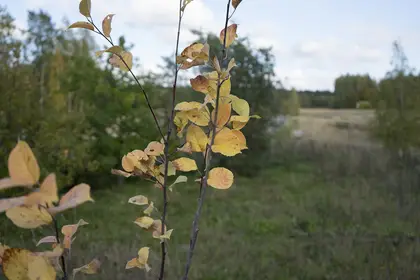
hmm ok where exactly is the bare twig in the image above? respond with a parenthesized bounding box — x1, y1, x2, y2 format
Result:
(52, 215, 68, 280)
(182, 1, 232, 279)
(87, 18, 165, 140)
(158, 1, 184, 279)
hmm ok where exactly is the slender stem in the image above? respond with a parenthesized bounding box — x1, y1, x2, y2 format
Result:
(182, 1, 232, 279)
(52, 216, 68, 280)
(158, 2, 184, 280)
(88, 18, 165, 140)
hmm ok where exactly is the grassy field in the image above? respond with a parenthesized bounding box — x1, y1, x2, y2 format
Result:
(296, 108, 376, 147)
(2, 162, 420, 279)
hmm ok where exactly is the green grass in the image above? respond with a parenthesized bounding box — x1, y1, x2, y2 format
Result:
(2, 163, 420, 279)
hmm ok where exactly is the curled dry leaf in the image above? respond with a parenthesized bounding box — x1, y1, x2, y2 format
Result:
(128, 195, 149, 206)
(219, 24, 238, 48)
(68, 21, 94, 31)
(232, 0, 242, 9)
(102, 14, 115, 37)
(126, 247, 151, 271)
(0, 196, 26, 213)
(6, 205, 52, 229)
(36, 236, 58, 247)
(73, 258, 101, 277)
(0, 243, 10, 265)
(8, 140, 40, 186)
(177, 42, 209, 70)
(172, 158, 198, 172)
(48, 183, 93, 215)
(61, 219, 89, 249)
(207, 167, 234, 189)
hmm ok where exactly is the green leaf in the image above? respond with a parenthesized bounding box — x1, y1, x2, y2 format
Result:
(168, 175, 188, 191)
(79, 0, 91, 17)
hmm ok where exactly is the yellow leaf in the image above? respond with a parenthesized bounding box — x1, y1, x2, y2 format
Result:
(174, 111, 189, 137)
(211, 127, 245, 156)
(207, 167, 234, 189)
(232, 0, 242, 9)
(6, 205, 52, 229)
(25, 173, 58, 207)
(134, 216, 154, 229)
(143, 202, 154, 216)
(186, 125, 208, 152)
(32, 245, 64, 258)
(67, 21, 94, 31)
(122, 155, 135, 172)
(220, 24, 238, 48)
(187, 108, 210, 126)
(231, 130, 247, 150)
(8, 140, 40, 186)
(79, 0, 91, 17)
(73, 258, 101, 277)
(125, 258, 139, 269)
(227, 58, 237, 73)
(207, 77, 231, 99)
(126, 247, 151, 271)
(213, 56, 221, 72)
(175, 101, 202, 111)
(145, 141, 164, 156)
(102, 14, 115, 37)
(109, 51, 133, 71)
(128, 195, 149, 206)
(230, 115, 249, 130)
(154, 229, 174, 241)
(130, 149, 149, 161)
(172, 158, 198, 172)
(137, 247, 149, 266)
(212, 102, 232, 128)
(27, 254, 56, 280)
(48, 184, 93, 215)
(0, 196, 26, 213)
(229, 95, 250, 116)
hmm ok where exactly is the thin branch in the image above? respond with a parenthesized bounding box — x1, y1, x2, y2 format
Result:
(87, 18, 166, 140)
(182, 1, 232, 279)
(158, 1, 184, 279)
(52, 215, 68, 280)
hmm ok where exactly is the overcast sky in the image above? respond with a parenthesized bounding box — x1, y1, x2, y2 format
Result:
(5, 0, 420, 91)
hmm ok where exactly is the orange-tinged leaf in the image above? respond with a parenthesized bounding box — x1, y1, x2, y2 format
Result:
(231, 130, 247, 149)
(178, 42, 210, 70)
(128, 195, 149, 206)
(190, 75, 210, 94)
(145, 141, 164, 156)
(186, 125, 208, 152)
(73, 258, 101, 277)
(220, 24, 238, 48)
(0, 243, 10, 265)
(126, 247, 151, 271)
(178, 142, 193, 154)
(61, 219, 89, 239)
(8, 140, 40, 186)
(212, 102, 232, 128)
(79, 0, 91, 17)
(211, 127, 244, 156)
(130, 149, 149, 161)
(232, 0, 242, 9)
(48, 184, 93, 214)
(0, 196, 26, 213)
(172, 158, 198, 172)
(102, 14, 115, 37)
(122, 155, 135, 172)
(109, 51, 133, 71)
(6, 205, 52, 229)
(68, 21, 94, 31)
(207, 167, 234, 189)
(125, 258, 139, 269)
(134, 216, 154, 229)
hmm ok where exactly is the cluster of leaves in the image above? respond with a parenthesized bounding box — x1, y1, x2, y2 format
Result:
(0, 141, 99, 279)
